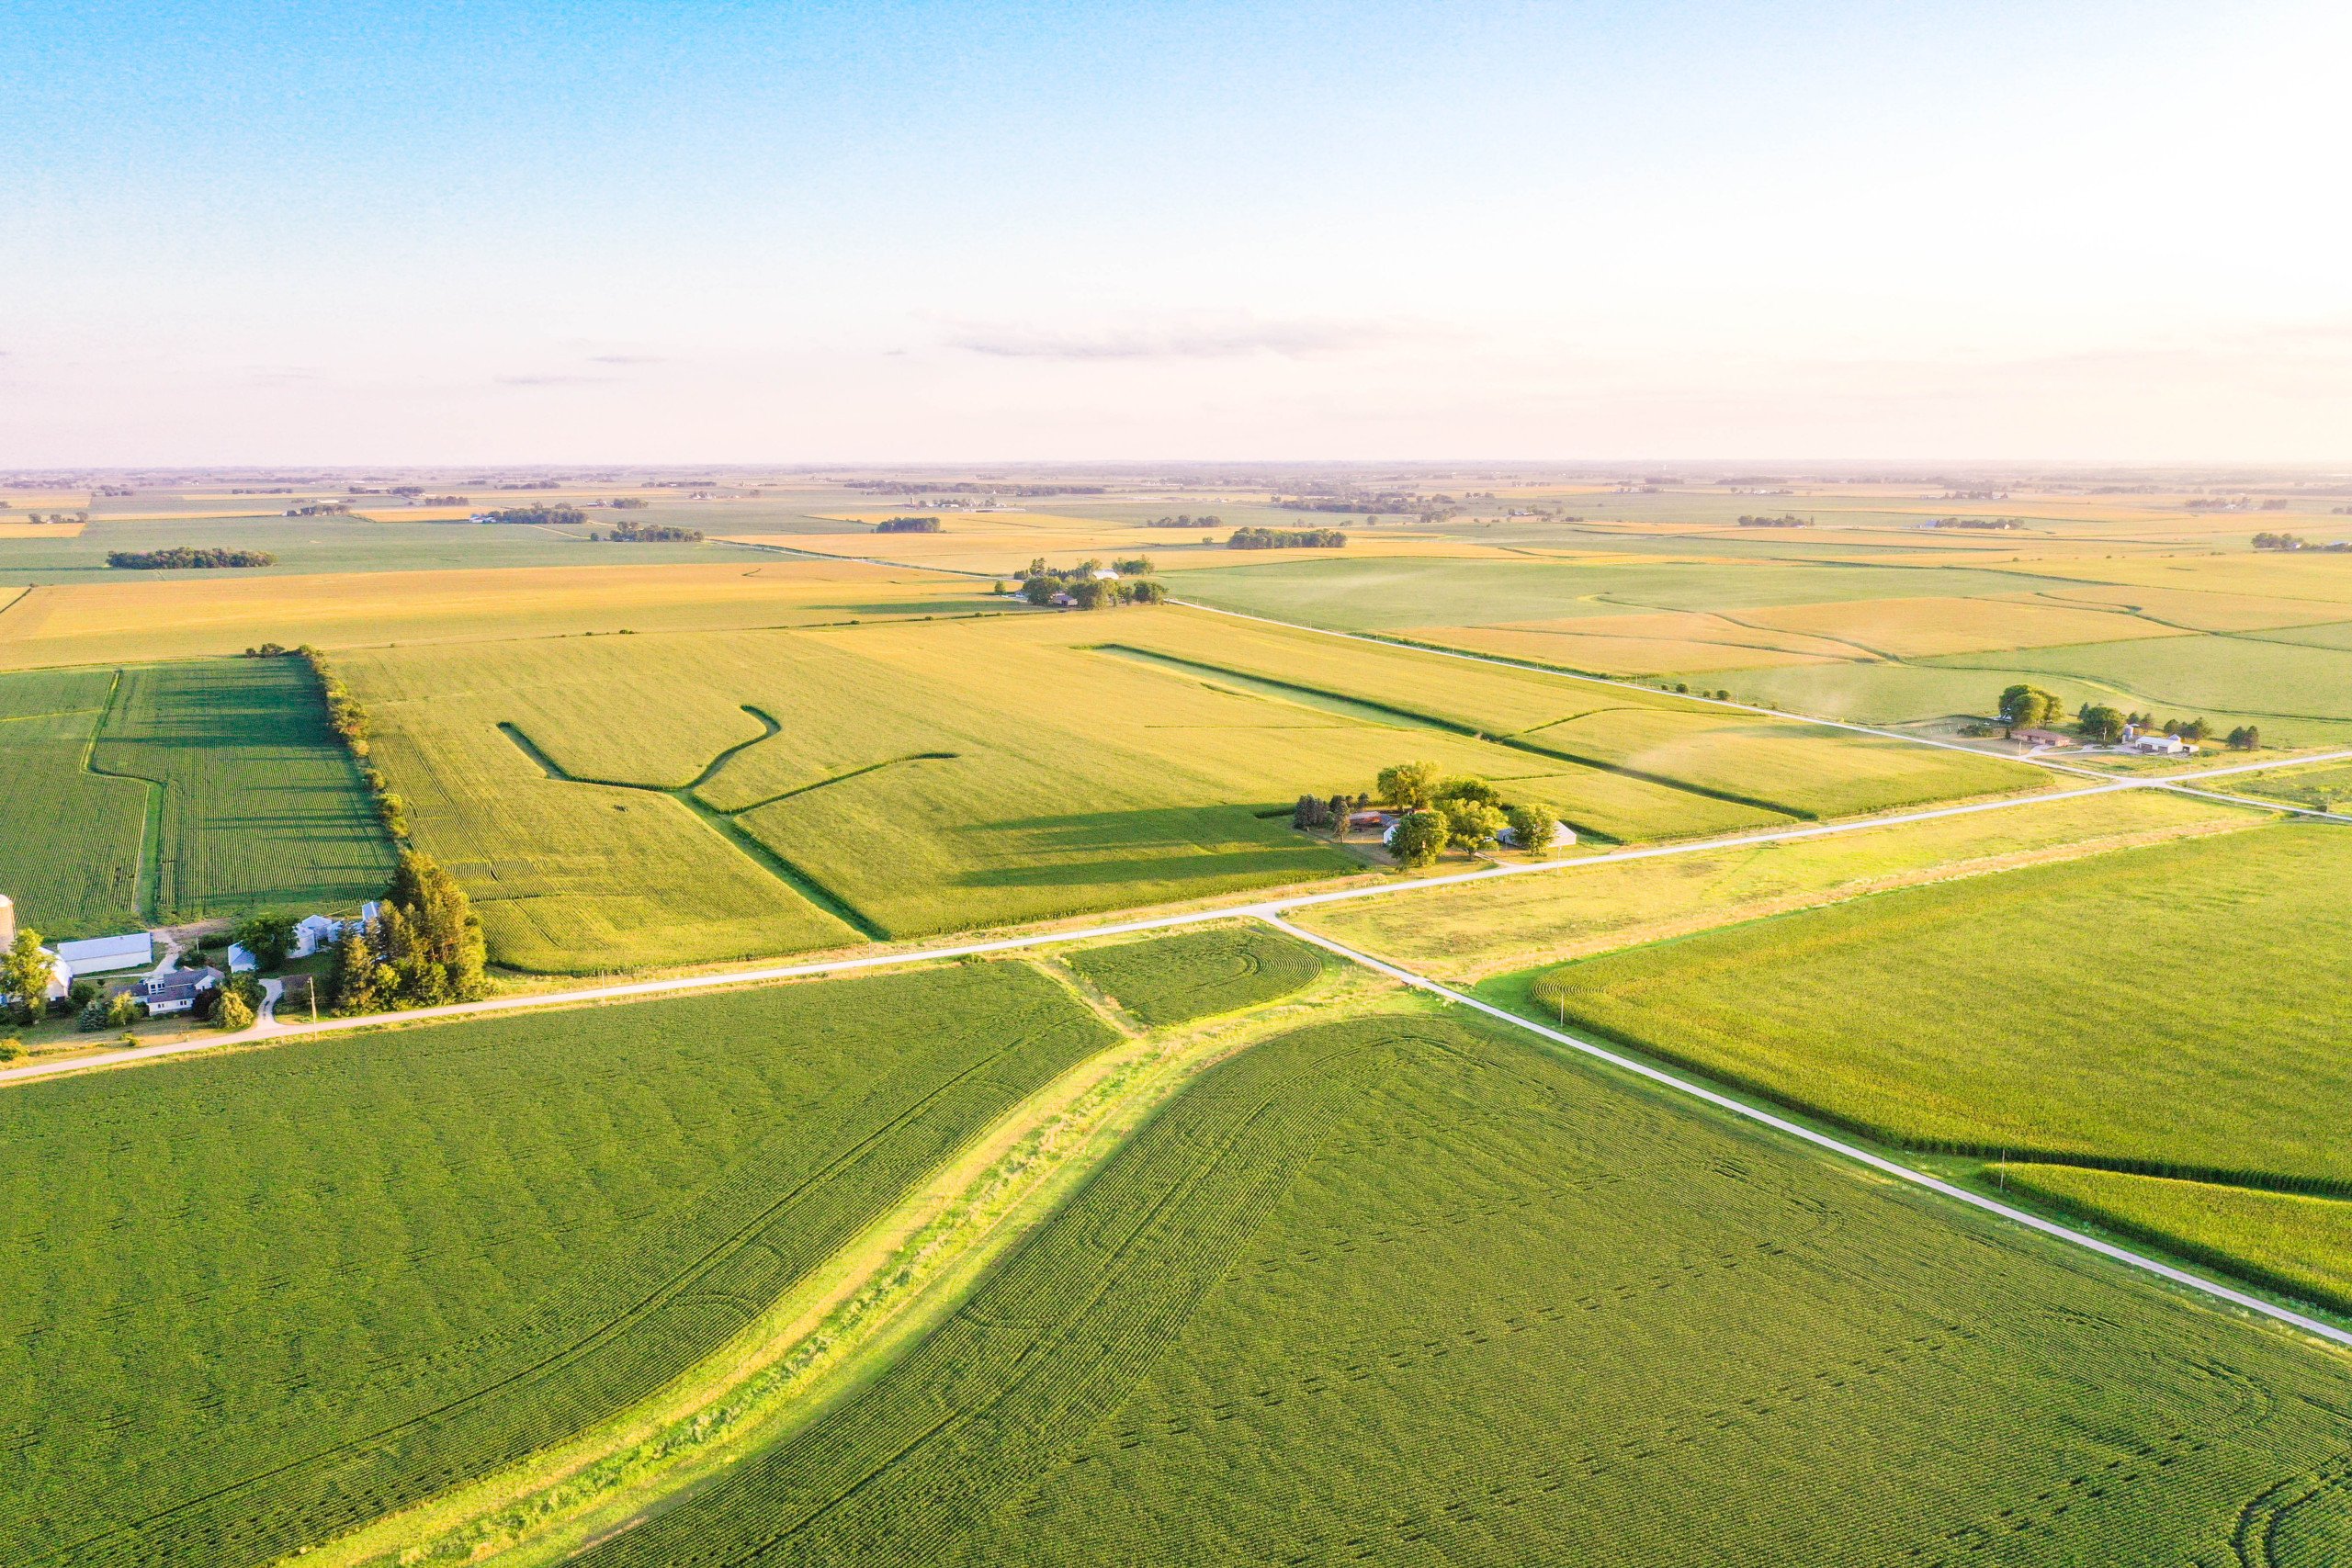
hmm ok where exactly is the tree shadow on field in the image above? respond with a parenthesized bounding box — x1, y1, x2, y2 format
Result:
(950, 805, 1340, 892)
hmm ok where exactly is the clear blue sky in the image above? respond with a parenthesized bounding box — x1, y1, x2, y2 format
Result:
(3, 1, 2346, 464)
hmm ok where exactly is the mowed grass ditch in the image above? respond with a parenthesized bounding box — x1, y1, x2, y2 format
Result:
(333, 608, 2025, 972)
(0, 655, 393, 936)
(565, 1003, 2352, 1568)
(1524, 820, 2352, 1310)
(0, 961, 1117, 1568)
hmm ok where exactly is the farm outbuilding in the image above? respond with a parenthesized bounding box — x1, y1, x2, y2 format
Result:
(55, 931, 155, 975)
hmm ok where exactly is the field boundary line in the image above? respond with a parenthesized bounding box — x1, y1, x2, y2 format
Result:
(1167, 597, 2352, 817)
(1256, 913, 2352, 1353)
(10, 748, 2346, 1089)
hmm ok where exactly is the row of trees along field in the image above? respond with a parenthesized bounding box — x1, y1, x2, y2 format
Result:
(598, 520, 701, 542)
(1228, 525, 1348, 548)
(297, 648, 413, 833)
(106, 547, 275, 569)
(1295, 761, 1558, 868)
(476, 505, 585, 525)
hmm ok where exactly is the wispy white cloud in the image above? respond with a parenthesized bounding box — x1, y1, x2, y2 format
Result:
(587, 353, 663, 365)
(938, 311, 1436, 361)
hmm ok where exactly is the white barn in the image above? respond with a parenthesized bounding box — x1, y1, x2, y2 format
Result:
(54, 931, 154, 975)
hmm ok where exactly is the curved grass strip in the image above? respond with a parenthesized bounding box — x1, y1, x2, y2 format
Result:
(1064, 924, 1325, 1028)
(570, 1007, 2352, 1566)
(0, 962, 1114, 1568)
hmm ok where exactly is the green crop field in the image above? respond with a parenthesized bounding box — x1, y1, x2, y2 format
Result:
(2235, 760, 2352, 811)
(1928, 632, 2352, 723)
(0, 667, 150, 937)
(340, 611, 1867, 970)
(89, 658, 398, 923)
(2000, 1164, 2352, 1315)
(1064, 924, 1324, 1027)
(1529, 824, 2352, 1265)
(0, 514, 775, 582)
(1299, 787, 2252, 980)
(1164, 556, 2081, 632)
(0, 961, 1115, 1567)
(1107, 610, 2042, 819)
(0, 657, 392, 937)
(570, 1006, 2352, 1567)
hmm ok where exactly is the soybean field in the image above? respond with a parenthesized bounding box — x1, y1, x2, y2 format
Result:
(0, 962, 1114, 1567)
(571, 1007, 2352, 1567)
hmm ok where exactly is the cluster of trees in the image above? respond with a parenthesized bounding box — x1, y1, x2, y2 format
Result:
(1146, 513, 1224, 529)
(607, 497, 650, 509)
(1273, 490, 1419, 513)
(1927, 517, 2026, 530)
(475, 506, 587, 525)
(1292, 792, 1371, 831)
(1736, 514, 1812, 528)
(876, 516, 942, 534)
(302, 649, 411, 835)
(596, 521, 701, 542)
(1228, 526, 1348, 549)
(2226, 725, 2263, 750)
(283, 501, 350, 516)
(1364, 761, 1560, 869)
(106, 547, 276, 570)
(2247, 533, 2348, 552)
(1998, 687, 2233, 749)
(1998, 684, 2064, 731)
(417, 494, 468, 505)
(1012, 564, 1166, 608)
(329, 852, 489, 1013)
(12, 510, 89, 525)
(2073, 705, 2212, 745)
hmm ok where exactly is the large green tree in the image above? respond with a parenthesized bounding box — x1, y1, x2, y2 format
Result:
(233, 911, 297, 971)
(2, 927, 51, 1024)
(1506, 802, 1560, 854)
(1998, 684, 2062, 731)
(1376, 761, 1443, 811)
(2079, 705, 2127, 744)
(1387, 811, 1448, 868)
(1439, 798, 1507, 852)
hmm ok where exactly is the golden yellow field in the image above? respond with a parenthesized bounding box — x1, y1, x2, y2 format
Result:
(2033, 581, 2347, 632)
(1402, 611, 1853, 675)
(1296, 788, 2252, 982)
(0, 522, 85, 538)
(2029, 553, 2352, 606)
(0, 558, 989, 670)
